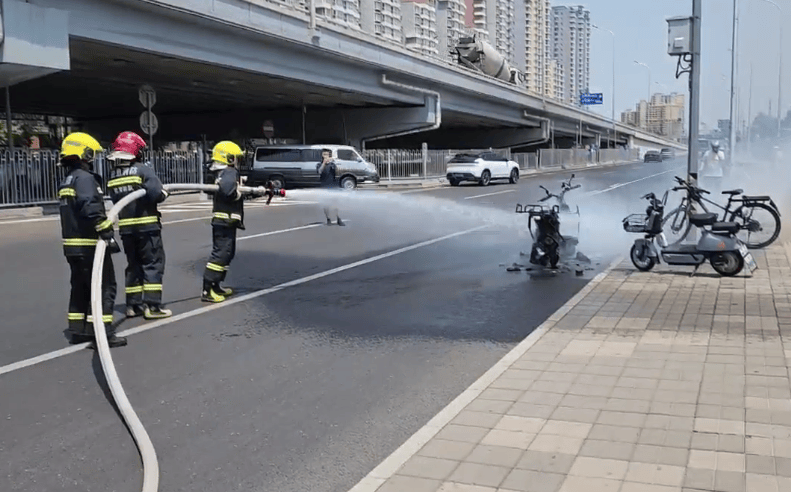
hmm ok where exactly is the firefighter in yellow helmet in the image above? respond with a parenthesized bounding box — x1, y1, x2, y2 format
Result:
(57, 132, 126, 347)
(201, 141, 263, 302)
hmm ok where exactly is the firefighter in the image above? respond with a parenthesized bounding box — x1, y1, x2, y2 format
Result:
(58, 132, 127, 347)
(106, 131, 172, 319)
(201, 141, 254, 303)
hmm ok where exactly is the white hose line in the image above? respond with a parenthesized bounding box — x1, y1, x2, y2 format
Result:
(89, 183, 267, 492)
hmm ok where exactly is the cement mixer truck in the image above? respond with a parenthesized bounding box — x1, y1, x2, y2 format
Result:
(454, 36, 523, 86)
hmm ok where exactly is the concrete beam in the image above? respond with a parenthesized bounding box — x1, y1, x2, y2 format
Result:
(414, 125, 548, 149)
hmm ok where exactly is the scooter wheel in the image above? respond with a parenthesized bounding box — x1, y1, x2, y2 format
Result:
(630, 244, 656, 272)
(710, 252, 744, 277)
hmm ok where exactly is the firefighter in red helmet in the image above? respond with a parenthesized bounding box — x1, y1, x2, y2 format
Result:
(106, 131, 172, 319)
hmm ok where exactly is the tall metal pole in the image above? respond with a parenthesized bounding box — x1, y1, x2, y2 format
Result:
(594, 25, 617, 148)
(728, 0, 739, 160)
(748, 63, 753, 153)
(778, 25, 783, 137)
(689, 0, 702, 187)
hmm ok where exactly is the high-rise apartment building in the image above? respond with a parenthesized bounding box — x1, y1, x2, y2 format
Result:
(621, 93, 685, 140)
(437, 0, 467, 60)
(402, 0, 439, 56)
(551, 5, 590, 106)
(360, 0, 403, 43)
(313, 0, 363, 29)
(522, 0, 550, 95)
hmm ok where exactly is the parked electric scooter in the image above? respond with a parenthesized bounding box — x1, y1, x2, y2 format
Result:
(623, 190, 757, 276)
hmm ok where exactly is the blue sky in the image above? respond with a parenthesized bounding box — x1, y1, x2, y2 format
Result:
(580, 0, 787, 130)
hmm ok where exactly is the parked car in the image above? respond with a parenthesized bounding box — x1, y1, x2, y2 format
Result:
(644, 150, 663, 163)
(242, 144, 380, 189)
(446, 151, 520, 186)
(660, 148, 675, 160)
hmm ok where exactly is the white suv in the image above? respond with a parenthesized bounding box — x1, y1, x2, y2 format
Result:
(446, 152, 520, 187)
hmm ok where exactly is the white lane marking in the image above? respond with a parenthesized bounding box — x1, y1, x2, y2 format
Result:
(585, 169, 676, 197)
(238, 222, 350, 241)
(345, 255, 626, 492)
(0, 225, 487, 377)
(463, 189, 516, 200)
(162, 216, 210, 225)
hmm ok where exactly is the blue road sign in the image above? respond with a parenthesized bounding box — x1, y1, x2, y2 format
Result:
(580, 93, 603, 105)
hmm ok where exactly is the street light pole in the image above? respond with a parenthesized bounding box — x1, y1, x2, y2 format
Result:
(756, 0, 783, 138)
(689, 0, 702, 188)
(593, 24, 616, 148)
(728, 0, 738, 159)
(634, 60, 651, 131)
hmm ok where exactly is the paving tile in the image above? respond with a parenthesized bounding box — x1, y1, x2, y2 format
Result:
(518, 392, 564, 406)
(508, 403, 556, 419)
(378, 475, 442, 492)
(775, 457, 791, 477)
(633, 444, 689, 467)
(419, 439, 477, 461)
(436, 425, 491, 444)
(400, 456, 460, 481)
(683, 467, 714, 489)
(480, 430, 536, 450)
(528, 435, 584, 455)
(746, 454, 776, 475)
(619, 483, 682, 492)
(746, 436, 773, 456)
(514, 451, 576, 474)
(464, 445, 525, 469)
(568, 456, 629, 480)
(714, 470, 746, 492)
(436, 483, 497, 492)
(596, 411, 647, 428)
(466, 399, 514, 415)
(588, 424, 641, 443)
(499, 469, 565, 492)
(549, 406, 599, 423)
(494, 416, 546, 434)
(537, 420, 592, 439)
(557, 475, 622, 492)
(448, 462, 510, 488)
(453, 411, 504, 428)
(578, 439, 635, 460)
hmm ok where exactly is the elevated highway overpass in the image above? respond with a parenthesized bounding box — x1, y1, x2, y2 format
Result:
(0, 0, 684, 152)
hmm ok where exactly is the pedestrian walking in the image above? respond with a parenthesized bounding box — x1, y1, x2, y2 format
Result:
(317, 148, 345, 226)
(106, 131, 172, 319)
(57, 132, 126, 347)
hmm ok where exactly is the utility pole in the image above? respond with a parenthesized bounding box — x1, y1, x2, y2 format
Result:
(728, 0, 738, 160)
(748, 63, 753, 154)
(689, 0, 702, 187)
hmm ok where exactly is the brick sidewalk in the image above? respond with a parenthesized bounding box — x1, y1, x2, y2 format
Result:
(351, 244, 791, 492)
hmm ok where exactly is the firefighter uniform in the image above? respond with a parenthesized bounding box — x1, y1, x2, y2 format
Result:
(57, 132, 125, 347)
(107, 158, 170, 318)
(202, 141, 248, 303)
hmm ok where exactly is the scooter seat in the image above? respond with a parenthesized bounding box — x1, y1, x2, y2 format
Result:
(722, 189, 743, 195)
(711, 221, 740, 234)
(689, 213, 718, 227)
(742, 195, 770, 201)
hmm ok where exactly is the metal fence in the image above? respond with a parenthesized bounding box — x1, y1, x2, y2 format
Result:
(0, 150, 204, 208)
(363, 148, 513, 180)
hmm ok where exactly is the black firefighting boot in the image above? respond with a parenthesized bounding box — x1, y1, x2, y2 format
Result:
(144, 304, 173, 319)
(337, 217, 345, 226)
(326, 217, 333, 225)
(201, 280, 226, 303)
(213, 283, 233, 297)
(126, 305, 145, 318)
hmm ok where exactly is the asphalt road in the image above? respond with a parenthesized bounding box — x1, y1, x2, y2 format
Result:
(0, 158, 686, 492)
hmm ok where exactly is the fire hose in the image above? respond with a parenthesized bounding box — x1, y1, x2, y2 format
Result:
(89, 183, 283, 492)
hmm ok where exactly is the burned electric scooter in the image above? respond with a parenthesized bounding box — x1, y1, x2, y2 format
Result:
(515, 174, 582, 269)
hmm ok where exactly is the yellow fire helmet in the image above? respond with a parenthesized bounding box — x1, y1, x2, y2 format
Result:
(211, 141, 245, 166)
(60, 132, 104, 163)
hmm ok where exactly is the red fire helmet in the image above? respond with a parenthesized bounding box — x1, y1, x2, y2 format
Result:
(107, 131, 147, 161)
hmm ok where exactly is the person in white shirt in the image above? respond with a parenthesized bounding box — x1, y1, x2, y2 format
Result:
(699, 141, 725, 193)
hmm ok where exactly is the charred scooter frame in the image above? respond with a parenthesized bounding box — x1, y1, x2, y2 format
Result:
(623, 190, 757, 277)
(515, 174, 581, 268)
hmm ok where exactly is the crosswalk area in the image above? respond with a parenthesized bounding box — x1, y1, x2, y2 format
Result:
(158, 198, 317, 213)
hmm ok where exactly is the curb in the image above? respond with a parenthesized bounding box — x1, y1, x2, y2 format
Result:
(347, 254, 626, 492)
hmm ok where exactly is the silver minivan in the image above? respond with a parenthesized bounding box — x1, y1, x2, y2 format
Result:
(244, 144, 380, 189)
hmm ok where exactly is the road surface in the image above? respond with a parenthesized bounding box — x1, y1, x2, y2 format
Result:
(0, 159, 685, 492)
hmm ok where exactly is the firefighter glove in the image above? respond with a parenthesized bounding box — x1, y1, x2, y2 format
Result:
(106, 237, 121, 254)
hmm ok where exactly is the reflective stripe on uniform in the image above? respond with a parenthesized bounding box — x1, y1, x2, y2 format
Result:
(86, 314, 114, 323)
(206, 262, 226, 272)
(125, 285, 144, 294)
(213, 212, 230, 220)
(67, 312, 86, 321)
(63, 238, 98, 246)
(143, 283, 162, 292)
(118, 216, 159, 227)
(95, 219, 113, 231)
(58, 188, 76, 198)
(107, 176, 143, 187)
(230, 213, 242, 221)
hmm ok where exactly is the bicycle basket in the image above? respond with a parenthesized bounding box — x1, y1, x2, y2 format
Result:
(623, 214, 650, 233)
